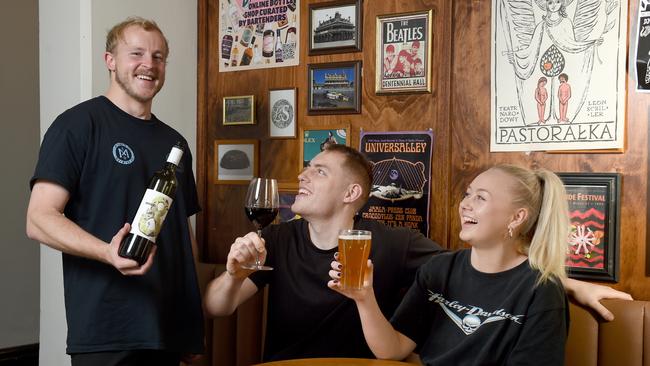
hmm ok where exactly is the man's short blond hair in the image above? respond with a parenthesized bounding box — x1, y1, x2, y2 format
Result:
(105, 16, 169, 57)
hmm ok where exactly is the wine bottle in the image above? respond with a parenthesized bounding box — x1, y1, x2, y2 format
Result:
(118, 143, 183, 265)
(274, 29, 283, 63)
(240, 36, 255, 66)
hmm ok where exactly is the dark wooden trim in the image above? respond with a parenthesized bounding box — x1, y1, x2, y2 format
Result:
(0, 343, 38, 364)
(196, 0, 210, 260)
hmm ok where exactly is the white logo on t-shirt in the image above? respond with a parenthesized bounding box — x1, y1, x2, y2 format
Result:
(113, 143, 135, 165)
(427, 291, 524, 335)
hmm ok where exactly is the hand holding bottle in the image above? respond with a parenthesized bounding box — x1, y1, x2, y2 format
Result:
(107, 223, 157, 275)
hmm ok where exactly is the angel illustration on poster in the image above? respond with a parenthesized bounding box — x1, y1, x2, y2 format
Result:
(491, 0, 626, 152)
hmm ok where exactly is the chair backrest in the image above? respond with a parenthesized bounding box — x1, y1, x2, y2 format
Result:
(195, 262, 265, 366)
(566, 299, 650, 366)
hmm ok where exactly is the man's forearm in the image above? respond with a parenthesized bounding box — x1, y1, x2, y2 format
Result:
(204, 271, 253, 317)
(27, 207, 109, 263)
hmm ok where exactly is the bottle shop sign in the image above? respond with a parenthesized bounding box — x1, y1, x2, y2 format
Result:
(219, 0, 300, 72)
(130, 189, 174, 243)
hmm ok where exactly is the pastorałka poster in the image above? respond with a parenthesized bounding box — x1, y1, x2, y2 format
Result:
(491, 0, 626, 151)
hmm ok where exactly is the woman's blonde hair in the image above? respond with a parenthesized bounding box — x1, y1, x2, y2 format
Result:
(492, 164, 569, 284)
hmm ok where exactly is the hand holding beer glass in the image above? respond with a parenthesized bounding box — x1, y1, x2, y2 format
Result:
(337, 229, 372, 290)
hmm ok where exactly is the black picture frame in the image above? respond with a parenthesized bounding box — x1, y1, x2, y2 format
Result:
(308, 0, 362, 55)
(559, 173, 620, 282)
(307, 61, 362, 115)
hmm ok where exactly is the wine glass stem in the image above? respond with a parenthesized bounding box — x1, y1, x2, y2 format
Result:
(256, 229, 263, 267)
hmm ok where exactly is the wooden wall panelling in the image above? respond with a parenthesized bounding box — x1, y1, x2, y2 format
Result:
(198, 0, 453, 263)
(450, 1, 650, 299)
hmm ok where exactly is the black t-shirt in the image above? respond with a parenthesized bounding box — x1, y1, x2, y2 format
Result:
(391, 250, 568, 366)
(31, 96, 204, 354)
(249, 218, 445, 361)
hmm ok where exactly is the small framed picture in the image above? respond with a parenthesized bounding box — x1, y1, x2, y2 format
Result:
(375, 10, 433, 94)
(559, 173, 620, 282)
(214, 139, 259, 184)
(308, 61, 361, 115)
(278, 189, 300, 223)
(300, 125, 350, 167)
(223, 95, 255, 125)
(309, 0, 362, 55)
(269, 88, 297, 138)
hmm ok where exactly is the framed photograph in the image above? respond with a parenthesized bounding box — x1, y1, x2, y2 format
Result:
(309, 0, 362, 55)
(214, 139, 259, 184)
(279, 189, 300, 223)
(223, 95, 255, 125)
(559, 173, 620, 282)
(300, 125, 350, 167)
(375, 10, 433, 94)
(308, 61, 361, 115)
(269, 88, 297, 138)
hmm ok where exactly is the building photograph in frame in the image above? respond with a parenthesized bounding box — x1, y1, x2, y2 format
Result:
(309, 0, 362, 54)
(308, 61, 361, 114)
(223, 95, 255, 125)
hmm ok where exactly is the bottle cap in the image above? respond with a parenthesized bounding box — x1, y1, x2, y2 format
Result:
(167, 143, 184, 166)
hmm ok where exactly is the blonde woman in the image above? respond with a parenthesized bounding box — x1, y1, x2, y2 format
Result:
(329, 164, 573, 365)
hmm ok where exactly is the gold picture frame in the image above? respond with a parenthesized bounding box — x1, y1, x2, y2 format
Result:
(223, 95, 256, 125)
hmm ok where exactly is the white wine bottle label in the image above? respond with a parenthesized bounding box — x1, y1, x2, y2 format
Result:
(130, 189, 173, 243)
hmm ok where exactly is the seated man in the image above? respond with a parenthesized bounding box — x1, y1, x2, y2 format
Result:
(204, 144, 631, 362)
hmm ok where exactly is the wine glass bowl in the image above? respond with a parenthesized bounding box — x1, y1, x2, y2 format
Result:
(242, 177, 278, 270)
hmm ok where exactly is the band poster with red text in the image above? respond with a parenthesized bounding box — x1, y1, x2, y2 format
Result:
(359, 131, 433, 237)
(219, 0, 300, 72)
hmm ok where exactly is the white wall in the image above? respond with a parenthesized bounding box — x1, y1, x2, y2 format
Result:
(0, 0, 40, 349)
(39, 1, 197, 364)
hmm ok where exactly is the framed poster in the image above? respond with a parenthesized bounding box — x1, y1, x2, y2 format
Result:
(375, 10, 433, 94)
(223, 95, 255, 125)
(269, 88, 297, 138)
(308, 61, 361, 114)
(559, 173, 620, 282)
(491, 0, 627, 151)
(358, 130, 433, 237)
(219, 0, 300, 72)
(636, 0, 650, 91)
(214, 139, 259, 184)
(300, 125, 350, 167)
(278, 189, 300, 222)
(309, 0, 362, 55)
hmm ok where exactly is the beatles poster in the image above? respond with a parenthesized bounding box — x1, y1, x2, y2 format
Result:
(636, 0, 650, 91)
(219, 0, 300, 72)
(359, 131, 433, 236)
(375, 10, 432, 94)
(491, 0, 627, 151)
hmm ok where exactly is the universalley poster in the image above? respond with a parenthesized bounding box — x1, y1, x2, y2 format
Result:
(219, 0, 300, 72)
(375, 10, 432, 94)
(359, 131, 433, 236)
(491, 0, 626, 151)
(636, 0, 650, 91)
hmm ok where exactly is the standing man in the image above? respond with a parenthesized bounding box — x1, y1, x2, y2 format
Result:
(558, 73, 571, 123)
(204, 144, 632, 362)
(26, 17, 203, 365)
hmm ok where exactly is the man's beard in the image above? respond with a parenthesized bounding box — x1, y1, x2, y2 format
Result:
(114, 67, 162, 103)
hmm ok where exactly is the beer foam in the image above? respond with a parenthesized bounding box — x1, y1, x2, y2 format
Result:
(338, 235, 372, 240)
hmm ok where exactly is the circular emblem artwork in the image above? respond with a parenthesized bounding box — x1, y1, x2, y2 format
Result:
(271, 99, 294, 129)
(112, 142, 135, 165)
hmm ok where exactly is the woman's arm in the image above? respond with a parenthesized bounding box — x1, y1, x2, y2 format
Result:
(328, 259, 416, 360)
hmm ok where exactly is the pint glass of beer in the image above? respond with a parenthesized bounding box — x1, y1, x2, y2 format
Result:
(338, 229, 372, 290)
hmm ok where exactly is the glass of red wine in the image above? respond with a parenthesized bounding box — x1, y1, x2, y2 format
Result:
(242, 177, 278, 271)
